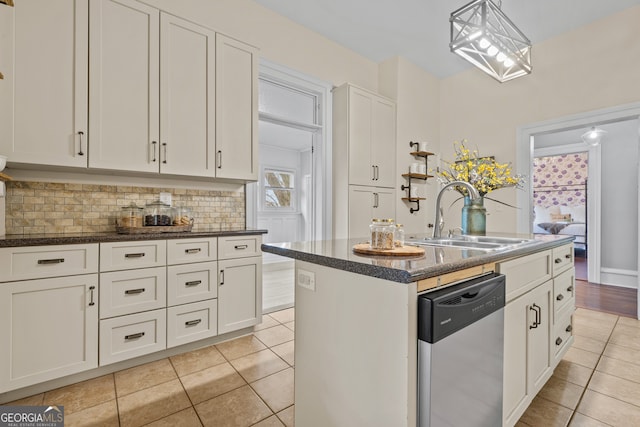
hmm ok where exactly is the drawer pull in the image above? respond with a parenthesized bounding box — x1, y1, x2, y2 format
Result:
(185, 319, 202, 327)
(567, 285, 574, 292)
(566, 325, 573, 333)
(565, 254, 572, 259)
(125, 253, 146, 258)
(234, 244, 248, 250)
(185, 280, 202, 287)
(37, 258, 65, 265)
(554, 258, 562, 264)
(219, 270, 225, 285)
(556, 294, 564, 301)
(89, 285, 95, 306)
(185, 248, 202, 254)
(125, 332, 145, 340)
(556, 337, 563, 346)
(125, 288, 145, 295)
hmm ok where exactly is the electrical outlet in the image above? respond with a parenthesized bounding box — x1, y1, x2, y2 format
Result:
(297, 269, 316, 291)
(159, 192, 172, 206)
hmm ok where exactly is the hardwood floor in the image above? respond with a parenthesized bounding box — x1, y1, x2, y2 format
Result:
(575, 279, 637, 318)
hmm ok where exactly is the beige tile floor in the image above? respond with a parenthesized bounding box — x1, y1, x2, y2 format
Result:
(5, 306, 640, 426)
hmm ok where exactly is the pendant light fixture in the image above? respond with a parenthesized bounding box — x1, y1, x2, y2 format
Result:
(450, 0, 532, 82)
(581, 126, 606, 146)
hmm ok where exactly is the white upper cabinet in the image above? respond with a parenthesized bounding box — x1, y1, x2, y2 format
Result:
(89, 0, 159, 173)
(0, 0, 88, 168)
(215, 34, 259, 181)
(160, 14, 216, 177)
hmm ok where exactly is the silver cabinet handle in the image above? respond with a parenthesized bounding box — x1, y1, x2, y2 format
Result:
(217, 150, 222, 169)
(565, 254, 572, 259)
(554, 258, 562, 264)
(125, 332, 145, 340)
(529, 304, 540, 329)
(162, 142, 168, 164)
(234, 245, 248, 250)
(78, 131, 85, 156)
(125, 288, 145, 295)
(151, 141, 157, 162)
(556, 337, 563, 346)
(185, 280, 202, 287)
(37, 258, 65, 265)
(375, 165, 379, 180)
(89, 285, 95, 306)
(556, 294, 564, 301)
(567, 285, 574, 292)
(185, 248, 201, 254)
(125, 253, 145, 258)
(185, 319, 202, 327)
(566, 324, 573, 333)
(219, 270, 225, 285)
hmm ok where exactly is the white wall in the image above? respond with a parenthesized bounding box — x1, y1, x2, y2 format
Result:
(439, 5, 640, 234)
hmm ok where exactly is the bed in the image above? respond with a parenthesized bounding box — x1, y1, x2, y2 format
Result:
(533, 196, 587, 248)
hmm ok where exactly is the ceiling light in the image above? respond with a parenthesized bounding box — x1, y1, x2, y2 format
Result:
(581, 126, 607, 146)
(450, 0, 532, 83)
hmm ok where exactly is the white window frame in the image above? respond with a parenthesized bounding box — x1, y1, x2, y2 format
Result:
(260, 166, 298, 212)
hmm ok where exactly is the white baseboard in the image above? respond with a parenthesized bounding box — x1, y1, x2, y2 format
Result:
(600, 268, 638, 289)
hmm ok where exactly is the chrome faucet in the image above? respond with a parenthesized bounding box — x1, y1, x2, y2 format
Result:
(433, 181, 481, 238)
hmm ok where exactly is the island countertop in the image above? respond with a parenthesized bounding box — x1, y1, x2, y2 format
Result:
(261, 233, 574, 283)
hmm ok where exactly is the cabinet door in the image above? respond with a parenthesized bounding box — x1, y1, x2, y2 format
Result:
(348, 87, 374, 186)
(0, 274, 98, 393)
(89, 0, 159, 172)
(348, 186, 375, 240)
(0, 0, 88, 168)
(503, 293, 529, 426)
(375, 188, 396, 221)
(218, 256, 262, 334)
(371, 96, 396, 188)
(160, 13, 215, 177)
(215, 34, 258, 180)
(528, 280, 552, 392)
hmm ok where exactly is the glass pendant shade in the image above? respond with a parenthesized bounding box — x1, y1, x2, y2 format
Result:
(450, 0, 532, 82)
(581, 127, 606, 146)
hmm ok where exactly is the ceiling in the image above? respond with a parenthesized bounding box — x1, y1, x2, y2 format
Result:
(254, 0, 640, 79)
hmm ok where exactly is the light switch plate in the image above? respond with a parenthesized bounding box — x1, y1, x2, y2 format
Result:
(297, 269, 316, 291)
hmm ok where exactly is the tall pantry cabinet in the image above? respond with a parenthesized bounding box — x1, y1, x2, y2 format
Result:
(333, 83, 397, 239)
(0, 0, 258, 181)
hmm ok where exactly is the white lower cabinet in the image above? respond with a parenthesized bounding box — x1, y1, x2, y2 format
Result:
(167, 299, 217, 348)
(218, 256, 262, 334)
(500, 243, 575, 427)
(0, 274, 99, 393)
(99, 309, 167, 366)
(347, 185, 396, 239)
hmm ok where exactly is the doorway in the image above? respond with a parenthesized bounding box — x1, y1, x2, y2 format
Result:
(517, 103, 640, 318)
(247, 61, 332, 313)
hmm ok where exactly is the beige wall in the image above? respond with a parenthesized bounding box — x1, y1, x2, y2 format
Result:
(439, 5, 640, 233)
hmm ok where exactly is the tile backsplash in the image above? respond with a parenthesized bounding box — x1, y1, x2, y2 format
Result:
(5, 181, 245, 235)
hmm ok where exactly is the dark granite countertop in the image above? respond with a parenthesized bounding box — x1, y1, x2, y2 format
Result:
(261, 233, 574, 283)
(0, 227, 268, 248)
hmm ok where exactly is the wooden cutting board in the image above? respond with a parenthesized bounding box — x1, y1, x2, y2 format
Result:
(353, 243, 425, 256)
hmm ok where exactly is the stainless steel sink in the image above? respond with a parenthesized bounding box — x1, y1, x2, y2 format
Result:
(407, 235, 538, 252)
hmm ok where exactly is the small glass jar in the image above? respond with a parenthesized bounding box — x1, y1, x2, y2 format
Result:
(118, 202, 143, 228)
(173, 206, 193, 226)
(394, 224, 405, 247)
(370, 218, 395, 250)
(143, 200, 174, 226)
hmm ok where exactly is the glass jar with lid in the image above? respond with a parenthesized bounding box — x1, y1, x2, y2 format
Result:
(173, 206, 193, 226)
(143, 200, 174, 226)
(394, 224, 405, 247)
(118, 202, 143, 228)
(370, 218, 395, 250)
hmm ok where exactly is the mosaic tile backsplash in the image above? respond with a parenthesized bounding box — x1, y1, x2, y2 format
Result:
(5, 181, 245, 235)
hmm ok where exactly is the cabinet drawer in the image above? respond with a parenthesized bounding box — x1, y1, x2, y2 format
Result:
(553, 268, 575, 319)
(167, 237, 217, 265)
(167, 299, 218, 348)
(552, 312, 574, 366)
(100, 240, 166, 271)
(552, 244, 574, 276)
(0, 244, 98, 282)
(218, 235, 261, 260)
(99, 309, 167, 366)
(497, 250, 552, 302)
(100, 267, 167, 318)
(167, 261, 217, 306)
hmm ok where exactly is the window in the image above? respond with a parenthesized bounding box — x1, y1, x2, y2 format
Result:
(263, 168, 296, 210)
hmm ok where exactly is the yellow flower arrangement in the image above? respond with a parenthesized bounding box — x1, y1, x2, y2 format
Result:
(438, 140, 525, 197)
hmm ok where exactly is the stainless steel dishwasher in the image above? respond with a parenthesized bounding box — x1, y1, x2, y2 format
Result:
(418, 272, 506, 427)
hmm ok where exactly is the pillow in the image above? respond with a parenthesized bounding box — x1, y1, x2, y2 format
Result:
(534, 205, 551, 223)
(561, 205, 586, 222)
(551, 213, 572, 221)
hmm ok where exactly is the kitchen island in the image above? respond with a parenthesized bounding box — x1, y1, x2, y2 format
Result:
(261, 233, 575, 427)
